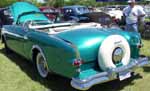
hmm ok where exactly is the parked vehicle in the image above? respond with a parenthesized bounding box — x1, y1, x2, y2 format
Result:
(104, 7, 122, 20)
(103, 5, 127, 25)
(1, 2, 149, 90)
(39, 7, 60, 21)
(62, 5, 90, 21)
(80, 12, 115, 26)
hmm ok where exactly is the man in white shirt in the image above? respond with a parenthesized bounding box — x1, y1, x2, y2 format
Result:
(123, 0, 145, 32)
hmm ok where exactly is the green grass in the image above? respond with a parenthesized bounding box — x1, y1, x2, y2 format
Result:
(141, 39, 150, 57)
(0, 39, 150, 91)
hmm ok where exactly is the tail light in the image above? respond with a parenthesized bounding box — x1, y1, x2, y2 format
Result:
(73, 59, 83, 67)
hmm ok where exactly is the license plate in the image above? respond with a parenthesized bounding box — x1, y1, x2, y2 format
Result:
(119, 71, 131, 81)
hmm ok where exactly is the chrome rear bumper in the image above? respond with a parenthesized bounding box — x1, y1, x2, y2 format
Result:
(71, 57, 149, 90)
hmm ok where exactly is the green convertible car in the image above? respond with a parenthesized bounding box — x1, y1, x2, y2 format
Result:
(1, 2, 149, 90)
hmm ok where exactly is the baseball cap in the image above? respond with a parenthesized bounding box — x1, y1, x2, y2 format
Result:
(127, 0, 136, 3)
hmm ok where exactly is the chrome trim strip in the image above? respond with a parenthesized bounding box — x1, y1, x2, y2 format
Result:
(32, 45, 46, 61)
(72, 72, 108, 84)
(2, 30, 24, 39)
(71, 76, 110, 90)
(29, 22, 73, 29)
(71, 57, 149, 90)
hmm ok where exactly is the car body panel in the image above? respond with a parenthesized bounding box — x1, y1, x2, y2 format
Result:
(56, 28, 141, 59)
(3, 25, 79, 78)
(56, 28, 110, 62)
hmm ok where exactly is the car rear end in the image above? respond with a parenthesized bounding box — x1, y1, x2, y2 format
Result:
(56, 28, 149, 90)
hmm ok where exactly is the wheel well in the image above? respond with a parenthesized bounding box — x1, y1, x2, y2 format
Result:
(32, 48, 40, 62)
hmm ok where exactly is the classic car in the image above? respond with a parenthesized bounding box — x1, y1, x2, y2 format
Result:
(53, 11, 113, 25)
(62, 5, 90, 21)
(39, 7, 60, 21)
(1, 2, 149, 90)
(80, 12, 113, 24)
(103, 5, 125, 18)
(100, 5, 127, 25)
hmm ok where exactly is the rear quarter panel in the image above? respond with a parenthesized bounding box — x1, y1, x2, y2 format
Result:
(26, 31, 79, 78)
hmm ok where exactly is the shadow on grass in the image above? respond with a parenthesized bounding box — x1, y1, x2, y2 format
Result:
(89, 73, 142, 91)
(143, 66, 150, 73)
(142, 57, 150, 73)
(0, 48, 143, 91)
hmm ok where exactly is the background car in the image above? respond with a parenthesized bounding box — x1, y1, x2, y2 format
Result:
(62, 5, 91, 21)
(103, 5, 122, 19)
(46, 11, 119, 28)
(102, 5, 127, 25)
(1, 2, 149, 90)
(39, 7, 60, 21)
(81, 12, 113, 25)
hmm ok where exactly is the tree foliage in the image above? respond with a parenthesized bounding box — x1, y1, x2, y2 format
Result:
(0, 0, 146, 8)
(0, 0, 17, 7)
(45, 0, 128, 7)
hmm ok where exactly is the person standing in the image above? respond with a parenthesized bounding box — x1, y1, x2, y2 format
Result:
(123, 0, 145, 32)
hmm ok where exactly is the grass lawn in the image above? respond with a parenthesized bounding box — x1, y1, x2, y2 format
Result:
(0, 39, 150, 91)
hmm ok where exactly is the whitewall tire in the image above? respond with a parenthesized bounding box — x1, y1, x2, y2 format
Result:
(98, 35, 130, 71)
(36, 52, 49, 78)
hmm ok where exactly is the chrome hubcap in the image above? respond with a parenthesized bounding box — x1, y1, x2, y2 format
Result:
(36, 53, 48, 78)
(112, 47, 124, 64)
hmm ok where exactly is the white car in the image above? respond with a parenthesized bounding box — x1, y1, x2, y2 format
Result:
(107, 9, 123, 20)
(104, 5, 127, 20)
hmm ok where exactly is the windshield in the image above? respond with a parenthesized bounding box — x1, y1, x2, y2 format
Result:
(10, 2, 51, 23)
(17, 11, 52, 23)
(76, 7, 90, 14)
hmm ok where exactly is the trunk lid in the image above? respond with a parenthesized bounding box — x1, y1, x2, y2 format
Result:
(55, 28, 113, 62)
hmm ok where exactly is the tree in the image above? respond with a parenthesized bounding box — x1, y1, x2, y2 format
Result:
(45, 0, 64, 7)
(0, 0, 17, 7)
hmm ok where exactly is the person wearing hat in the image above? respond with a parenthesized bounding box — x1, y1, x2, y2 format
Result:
(123, 0, 145, 32)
